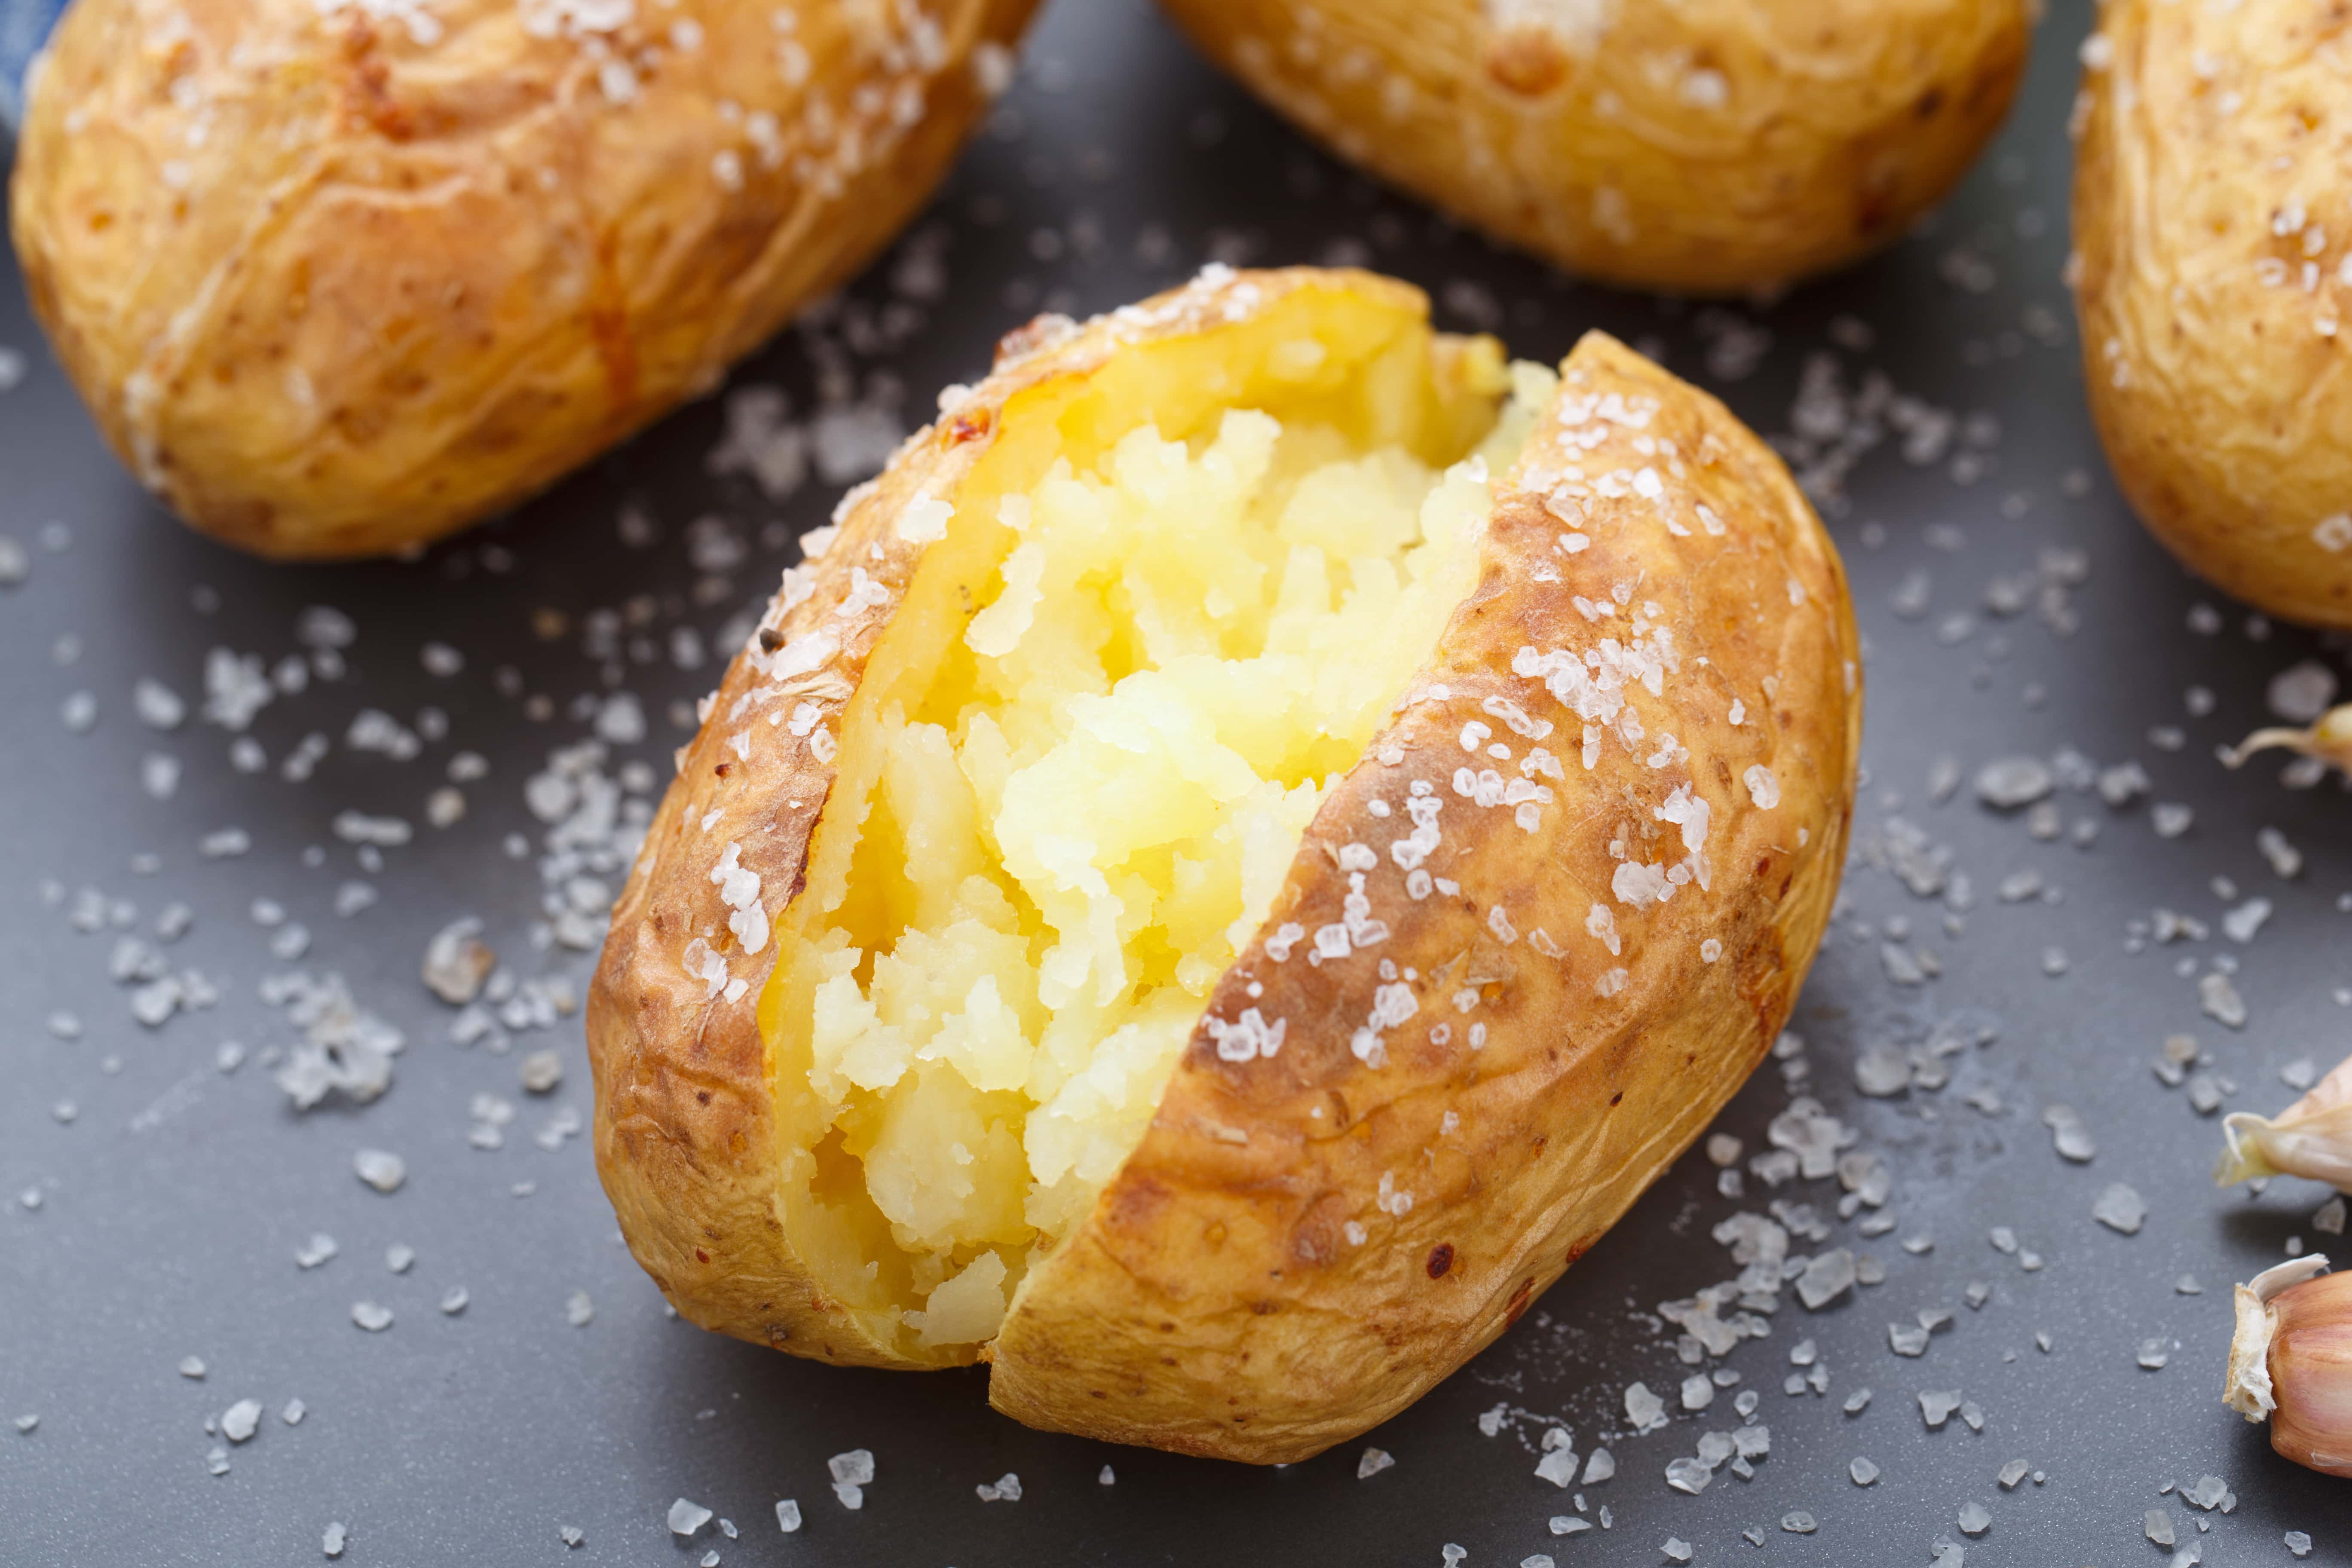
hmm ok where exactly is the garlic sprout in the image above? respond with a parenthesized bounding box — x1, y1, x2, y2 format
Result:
(2223, 702, 2352, 774)
(2215, 1052, 2352, 1191)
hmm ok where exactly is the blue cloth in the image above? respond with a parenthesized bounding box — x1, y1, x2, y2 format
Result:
(1, 0, 67, 130)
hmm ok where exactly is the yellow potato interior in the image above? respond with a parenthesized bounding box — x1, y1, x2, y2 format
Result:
(762, 287, 1551, 1359)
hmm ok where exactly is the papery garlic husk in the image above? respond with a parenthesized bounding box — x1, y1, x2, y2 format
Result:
(2226, 1256, 2352, 1478)
(2223, 702, 2352, 774)
(2215, 1052, 2352, 1190)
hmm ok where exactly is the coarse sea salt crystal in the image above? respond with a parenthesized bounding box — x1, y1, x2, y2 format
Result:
(353, 1149, 406, 1193)
(1975, 756, 2051, 808)
(220, 1399, 261, 1443)
(1623, 1382, 1667, 1433)
(2092, 1182, 2146, 1235)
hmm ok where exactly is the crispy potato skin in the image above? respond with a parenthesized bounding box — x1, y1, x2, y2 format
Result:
(7, 0, 1037, 559)
(988, 331, 1860, 1462)
(2072, 0, 2352, 628)
(589, 269, 1861, 1458)
(1157, 0, 2028, 295)
(589, 267, 1436, 1371)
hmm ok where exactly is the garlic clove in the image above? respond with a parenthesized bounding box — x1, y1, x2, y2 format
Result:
(2223, 702, 2352, 773)
(2214, 1052, 2352, 1190)
(2226, 1255, 2331, 1420)
(2261, 1266, 2352, 1479)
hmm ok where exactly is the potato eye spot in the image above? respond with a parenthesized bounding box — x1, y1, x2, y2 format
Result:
(1426, 1243, 1455, 1279)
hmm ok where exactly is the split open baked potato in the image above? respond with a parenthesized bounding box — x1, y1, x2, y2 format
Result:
(7, 0, 1038, 558)
(2072, 0, 2352, 629)
(1156, 0, 2031, 295)
(588, 266, 1861, 1462)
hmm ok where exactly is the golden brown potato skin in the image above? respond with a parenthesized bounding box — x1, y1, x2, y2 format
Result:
(7, 0, 1037, 559)
(2072, 0, 2352, 628)
(1156, 0, 2028, 295)
(588, 269, 1439, 1373)
(988, 331, 1860, 1462)
(589, 268, 1861, 1459)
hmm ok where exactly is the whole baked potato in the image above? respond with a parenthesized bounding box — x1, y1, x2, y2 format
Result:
(7, 0, 1037, 558)
(1156, 0, 2030, 295)
(2072, 0, 2352, 629)
(588, 266, 1861, 1462)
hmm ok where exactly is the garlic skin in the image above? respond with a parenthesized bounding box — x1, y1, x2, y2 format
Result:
(2228, 1261, 2352, 1479)
(2226, 1255, 2330, 1421)
(2223, 702, 2352, 774)
(2215, 1053, 2352, 1190)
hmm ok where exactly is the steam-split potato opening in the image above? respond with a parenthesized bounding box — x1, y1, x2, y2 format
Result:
(761, 286, 1554, 1360)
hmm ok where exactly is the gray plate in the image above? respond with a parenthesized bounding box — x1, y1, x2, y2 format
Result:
(3, 0, 2347, 1562)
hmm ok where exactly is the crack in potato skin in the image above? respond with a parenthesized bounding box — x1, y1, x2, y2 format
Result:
(589, 270, 1861, 1460)
(988, 329, 1859, 1462)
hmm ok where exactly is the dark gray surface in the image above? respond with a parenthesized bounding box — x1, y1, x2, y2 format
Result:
(4, 1, 2349, 1562)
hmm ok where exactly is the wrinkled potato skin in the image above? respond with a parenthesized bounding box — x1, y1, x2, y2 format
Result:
(7, 0, 1037, 559)
(989, 328, 1860, 1462)
(590, 269, 1861, 1461)
(589, 270, 1440, 1375)
(1157, 0, 2029, 294)
(2072, 0, 2352, 628)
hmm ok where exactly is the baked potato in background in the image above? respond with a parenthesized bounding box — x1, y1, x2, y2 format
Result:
(6, 0, 1038, 559)
(1155, 0, 2031, 296)
(2072, 0, 2352, 630)
(589, 265, 1861, 1463)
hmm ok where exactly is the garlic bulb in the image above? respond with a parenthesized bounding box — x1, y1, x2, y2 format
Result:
(2223, 702, 2352, 774)
(2215, 1052, 2352, 1190)
(2225, 1256, 2352, 1478)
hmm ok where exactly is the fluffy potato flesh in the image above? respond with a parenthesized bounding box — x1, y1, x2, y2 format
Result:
(760, 297, 1544, 1358)
(588, 270, 1859, 1458)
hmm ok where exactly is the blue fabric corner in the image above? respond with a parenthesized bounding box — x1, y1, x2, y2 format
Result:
(2, 0, 68, 131)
